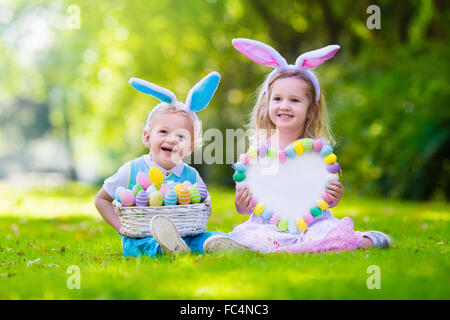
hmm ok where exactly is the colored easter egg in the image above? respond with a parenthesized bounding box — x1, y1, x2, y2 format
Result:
(233, 171, 246, 182)
(267, 148, 277, 160)
(183, 180, 192, 188)
(146, 185, 158, 198)
(320, 144, 333, 157)
(233, 162, 247, 173)
(317, 200, 329, 210)
(149, 191, 163, 206)
(149, 167, 164, 186)
(277, 218, 289, 231)
(327, 173, 339, 182)
(175, 184, 191, 205)
(250, 197, 258, 208)
(136, 172, 151, 190)
(288, 220, 298, 234)
(253, 203, 265, 216)
(159, 184, 170, 197)
(293, 141, 304, 155)
(240, 153, 250, 165)
(301, 138, 313, 151)
(132, 184, 144, 196)
(119, 189, 135, 207)
(114, 186, 126, 202)
(258, 145, 268, 158)
(310, 206, 323, 218)
(302, 211, 315, 225)
(247, 147, 258, 160)
(163, 188, 178, 206)
(262, 208, 273, 221)
(324, 153, 337, 164)
(135, 190, 149, 207)
(322, 192, 332, 203)
(195, 181, 208, 201)
(269, 214, 280, 225)
(313, 139, 323, 152)
(327, 163, 341, 174)
(278, 150, 287, 163)
(296, 218, 308, 231)
(189, 185, 201, 204)
(285, 144, 296, 158)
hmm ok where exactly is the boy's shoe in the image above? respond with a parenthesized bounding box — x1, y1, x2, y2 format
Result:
(362, 231, 392, 249)
(203, 235, 249, 253)
(150, 215, 190, 254)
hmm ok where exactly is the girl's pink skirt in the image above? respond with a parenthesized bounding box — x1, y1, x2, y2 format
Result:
(229, 210, 364, 254)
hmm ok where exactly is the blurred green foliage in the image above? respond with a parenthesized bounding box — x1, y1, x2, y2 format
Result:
(0, 0, 448, 200)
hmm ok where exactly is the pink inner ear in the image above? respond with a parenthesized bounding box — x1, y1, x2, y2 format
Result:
(234, 42, 280, 67)
(302, 48, 339, 68)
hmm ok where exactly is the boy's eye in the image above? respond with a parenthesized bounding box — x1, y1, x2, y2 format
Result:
(159, 129, 168, 134)
(177, 134, 185, 140)
(273, 97, 281, 101)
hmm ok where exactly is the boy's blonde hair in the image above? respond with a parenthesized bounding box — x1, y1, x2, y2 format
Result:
(248, 69, 335, 145)
(142, 102, 203, 149)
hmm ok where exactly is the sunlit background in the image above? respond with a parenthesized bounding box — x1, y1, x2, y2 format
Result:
(0, 0, 448, 200)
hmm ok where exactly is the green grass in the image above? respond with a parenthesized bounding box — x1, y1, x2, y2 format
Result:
(0, 182, 449, 299)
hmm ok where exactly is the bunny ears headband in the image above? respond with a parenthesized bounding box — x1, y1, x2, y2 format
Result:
(232, 38, 340, 103)
(129, 72, 220, 135)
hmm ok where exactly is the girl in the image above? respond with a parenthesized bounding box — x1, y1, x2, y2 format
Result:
(229, 38, 391, 254)
(95, 72, 247, 257)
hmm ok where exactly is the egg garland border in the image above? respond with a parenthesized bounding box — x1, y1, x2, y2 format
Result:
(232, 138, 342, 234)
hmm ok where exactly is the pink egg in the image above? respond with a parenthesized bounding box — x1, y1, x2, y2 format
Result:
(313, 139, 323, 152)
(159, 184, 170, 197)
(302, 212, 315, 225)
(239, 153, 250, 165)
(182, 180, 192, 188)
(119, 189, 135, 207)
(278, 150, 287, 163)
(136, 172, 151, 190)
(322, 192, 332, 203)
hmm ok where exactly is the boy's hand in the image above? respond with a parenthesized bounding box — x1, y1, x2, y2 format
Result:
(235, 187, 253, 215)
(325, 180, 344, 208)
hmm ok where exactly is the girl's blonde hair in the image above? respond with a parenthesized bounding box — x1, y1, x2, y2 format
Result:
(248, 69, 335, 146)
(142, 102, 203, 149)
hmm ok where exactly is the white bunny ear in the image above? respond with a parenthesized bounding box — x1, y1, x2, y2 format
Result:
(232, 38, 288, 68)
(129, 77, 177, 104)
(295, 45, 340, 69)
(185, 72, 221, 112)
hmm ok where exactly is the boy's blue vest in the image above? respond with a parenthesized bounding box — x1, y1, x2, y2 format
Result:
(126, 155, 198, 189)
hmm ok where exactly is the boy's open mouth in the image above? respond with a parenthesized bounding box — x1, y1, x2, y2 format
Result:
(161, 146, 176, 153)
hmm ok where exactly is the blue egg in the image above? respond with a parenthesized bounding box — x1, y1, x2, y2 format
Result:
(262, 208, 274, 221)
(288, 220, 298, 234)
(164, 189, 178, 205)
(233, 162, 247, 173)
(320, 144, 333, 157)
(285, 145, 296, 158)
(115, 186, 126, 203)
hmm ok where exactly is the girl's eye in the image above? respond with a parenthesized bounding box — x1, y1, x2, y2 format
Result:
(291, 98, 300, 103)
(273, 97, 281, 101)
(159, 129, 168, 134)
(177, 134, 185, 140)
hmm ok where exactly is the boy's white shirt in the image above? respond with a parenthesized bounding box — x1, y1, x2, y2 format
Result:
(103, 154, 205, 198)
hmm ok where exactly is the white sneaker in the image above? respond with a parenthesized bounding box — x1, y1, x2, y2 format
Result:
(362, 231, 392, 249)
(203, 235, 249, 253)
(150, 215, 190, 254)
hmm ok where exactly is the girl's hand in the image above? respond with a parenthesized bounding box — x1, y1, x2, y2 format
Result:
(235, 187, 253, 215)
(326, 180, 344, 208)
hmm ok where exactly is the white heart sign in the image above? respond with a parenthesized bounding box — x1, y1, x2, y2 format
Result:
(233, 138, 341, 234)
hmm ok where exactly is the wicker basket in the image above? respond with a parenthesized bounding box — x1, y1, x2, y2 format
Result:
(113, 196, 211, 238)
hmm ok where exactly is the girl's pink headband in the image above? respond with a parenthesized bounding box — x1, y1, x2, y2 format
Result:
(232, 38, 340, 103)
